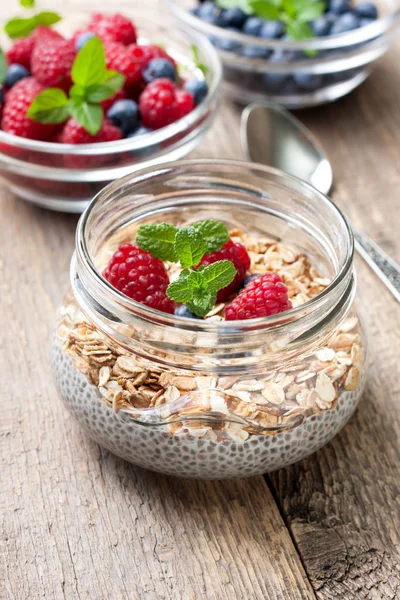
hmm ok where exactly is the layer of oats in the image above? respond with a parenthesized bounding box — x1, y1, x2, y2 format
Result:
(57, 231, 363, 439)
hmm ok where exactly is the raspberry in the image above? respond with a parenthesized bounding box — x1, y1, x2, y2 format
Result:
(31, 39, 76, 90)
(199, 239, 251, 302)
(139, 79, 194, 130)
(32, 26, 64, 43)
(225, 273, 292, 321)
(104, 42, 142, 90)
(6, 36, 35, 70)
(88, 13, 137, 45)
(60, 118, 122, 144)
(128, 43, 176, 70)
(1, 77, 55, 140)
(103, 243, 175, 313)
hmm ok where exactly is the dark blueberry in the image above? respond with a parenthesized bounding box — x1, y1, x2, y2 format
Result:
(143, 58, 176, 84)
(5, 64, 30, 89)
(214, 27, 240, 52)
(270, 46, 297, 62)
(324, 11, 339, 24)
(293, 72, 323, 91)
(127, 126, 152, 137)
(311, 16, 332, 36)
(242, 274, 259, 287)
(329, 0, 351, 14)
(197, 1, 219, 24)
(260, 20, 285, 39)
(242, 17, 264, 36)
(263, 72, 289, 92)
(190, 7, 200, 16)
(184, 78, 208, 105)
(107, 99, 140, 136)
(359, 16, 376, 26)
(240, 45, 271, 59)
(75, 31, 95, 51)
(218, 8, 247, 28)
(330, 12, 360, 33)
(0, 84, 4, 105)
(174, 305, 202, 319)
(354, 2, 378, 19)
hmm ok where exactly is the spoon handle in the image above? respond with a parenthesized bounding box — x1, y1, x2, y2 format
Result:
(353, 229, 400, 303)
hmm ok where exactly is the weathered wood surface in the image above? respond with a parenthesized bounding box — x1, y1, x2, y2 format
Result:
(1, 1, 399, 599)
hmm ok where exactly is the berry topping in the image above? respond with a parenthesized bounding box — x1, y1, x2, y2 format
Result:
(184, 78, 208, 106)
(128, 43, 176, 71)
(31, 39, 76, 90)
(6, 37, 35, 70)
(107, 99, 140, 136)
(104, 41, 142, 90)
(199, 239, 251, 301)
(225, 273, 292, 321)
(60, 118, 122, 144)
(32, 26, 64, 44)
(5, 64, 30, 89)
(139, 79, 194, 130)
(143, 58, 177, 84)
(103, 243, 175, 314)
(88, 13, 137, 46)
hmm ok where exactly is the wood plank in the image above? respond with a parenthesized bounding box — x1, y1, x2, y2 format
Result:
(269, 44, 400, 599)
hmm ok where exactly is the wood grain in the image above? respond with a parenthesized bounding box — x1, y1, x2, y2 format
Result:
(1, 0, 399, 598)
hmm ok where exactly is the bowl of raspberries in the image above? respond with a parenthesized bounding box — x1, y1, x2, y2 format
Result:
(0, 9, 221, 212)
(168, 0, 399, 107)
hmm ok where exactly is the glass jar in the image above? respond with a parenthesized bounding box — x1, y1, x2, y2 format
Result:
(51, 160, 367, 479)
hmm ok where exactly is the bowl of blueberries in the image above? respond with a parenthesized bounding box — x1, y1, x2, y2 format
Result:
(167, 0, 399, 107)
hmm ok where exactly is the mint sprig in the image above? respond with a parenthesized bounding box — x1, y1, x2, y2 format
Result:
(5, 11, 61, 39)
(28, 36, 125, 136)
(136, 219, 237, 317)
(0, 49, 7, 84)
(20, 0, 35, 7)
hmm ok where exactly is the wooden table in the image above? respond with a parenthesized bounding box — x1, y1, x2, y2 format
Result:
(1, 1, 400, 598)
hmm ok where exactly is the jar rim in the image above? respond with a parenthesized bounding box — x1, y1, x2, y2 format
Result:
(75, 158, 354, 334)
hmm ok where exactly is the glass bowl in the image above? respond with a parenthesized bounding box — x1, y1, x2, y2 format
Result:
(167, 0, 399, 108)
(51, 159, 367, 479)
(0, 12, 221, 213)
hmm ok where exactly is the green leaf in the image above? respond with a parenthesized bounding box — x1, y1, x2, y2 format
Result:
(4, 12, 61, 39)
(0, 49, 7, 85)
(69, 98, 103, 136)
(249, 0, 281, 19)
(296, 1, 326, 21)
(190, 44, 208, 76)
(192, 220, 229, 252)
(216, 0, 254, 12)
(84, 71, 125, 103)
(136, 224, 178, 262)
(20, 0, 35, 7)
(69, 84, 87, 100)
(201, 260, 236, 294)
(71, 36, 106, 88)
(174, 227, 208, 268)
(281, 0, 296, 17)
(188, 289, 217, 317)
(167, 270, 194, 304)
(27, 88, 69, 124)
(286, 20, 313, 39)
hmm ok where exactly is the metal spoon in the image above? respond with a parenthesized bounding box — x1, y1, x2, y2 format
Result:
(241, 102, 400, 303)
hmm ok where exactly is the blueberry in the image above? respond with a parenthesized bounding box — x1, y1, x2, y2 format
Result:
(311, 16, 332, 36)
(324, 11, 338, 24)
(240, 46, 271, 59)
(260, 20, 285, 39)
(263, 72, 289, 92)
(75, 31, 95, 51)
(184, 78, 208, 105)
(359, 16, 376, 26)
(354, 1, 378, 19)
(5, 64, 30, 89)
(107, 99, 140, 136)
(127, 126, 152, 137)
(330, 12, 360, 33)
(174, 305, 202, 319)
(143, 58, 176, 84)
(197, 1, 219, 24)
(213, 27, 240, 52)
(293, 72, 323, 91)
(0, 84, 4, 105)
(270, 46, 297, 63)
(242, 274, 259, 287)
(218, 8, 247, 28)
(329, 0, 351, 14)
(242, 17, 264, 36)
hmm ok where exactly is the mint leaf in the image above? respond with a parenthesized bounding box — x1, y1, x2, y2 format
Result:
(69, 98, 103, 136)
(192, 220, 229, 252)
(286, 20, 313, 39)
(201, 260, 236, 294)
(0, 49, 6, 85)
(190, 44, 208, 76)
(174, 227, 208, 268)
(249, 0, 281, 19)
(28, 88, 69, 123)
(296, 1, 325, 21)
(84, 71, 125, 103)
(5, 12, 61, 39)
(72, 36, 106, 88)
(20, 0, 35, 7)
(166, 270, 194, 304)
(216, 0, 254, 12)
(281, 0, 296, 17)
(187, 289, 216, 317)
(136, 223, 178, 262)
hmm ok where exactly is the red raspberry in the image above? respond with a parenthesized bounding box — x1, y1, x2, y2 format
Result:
(104, 41, 142, 90)
(1, 77, 55, 140)
(32, 26, 64, 43)
(60, 118, 122, 144)
(199, 239, 251, 302)
(103, 243, 175, 313)
(31, 39, 76, 90)
(88, 13, 137, 46)
(128, 43, 176, 70)
(6, 36, 35, 69)
(139, 79, 194, 130)
(225, 273, 292, 321)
